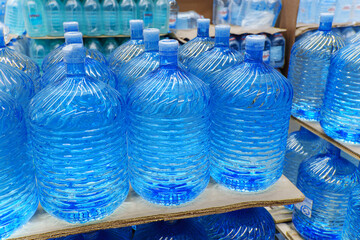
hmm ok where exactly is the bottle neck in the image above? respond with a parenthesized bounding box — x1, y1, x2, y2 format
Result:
(0, 36, 5, 48)
(215, 36, 229, 47)
(319, 22, 332, 32)
(145, 41, 159, 52)
(66, 62, 86, 77)
(198, 28, 209, 38)
(245, 49, 263, 63)
(160, 53, 177, 69)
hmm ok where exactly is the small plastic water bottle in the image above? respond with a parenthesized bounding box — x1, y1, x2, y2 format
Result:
(102, 0, 121, 35)
(270, 32, 285, 68)
(197, 208, 275, 239)
(168, 0, 178, 30)
(319, 0, 336, 17)
(178, 19, 214, 69)
(0, 0, 5, 23)
(138, 0, 154, 28)
(84, 0, 102, 36)
(342, 185, 360, 239)
(210, 35, 293, 192)
(267, 0, 282, 26)
(23, 0, 48, 37)
(4, 0, 25, 35)
(119, 0, 137, 35)
(103, 38, 119, 58)
(213, 0, 230, 24)
(187, 25, 243, 85)
(45, 0, 65, 36)
(154, 0, 169, 34)
(293, 143, 360, 239)
(64, 0, 85, 32)
(29, 43, 128, 223)
(127, 39, 210, 206)
(288, 13, 344, 121)
(30, 39, 51, 68)
(334, 0, 352, 23)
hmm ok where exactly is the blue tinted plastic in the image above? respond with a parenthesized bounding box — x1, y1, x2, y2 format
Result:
(102, 0, 121, 35)
(49, 227, 132, 240)
(334, 0, 352, 23)
(0, 92, 38, 239)
(293, 144, 360, 239)
(178, 19, 214, 69)
(45, 0, 65, 36)
(85, 38, 104, 53)
(23, 0, 48, 37)
(64, 0, 85, 32)
(320, 41, 360, 144)
(197, 207, 275, 240)
(4, 0, 25, 35)
(133, 219, 208, 240)
(342, 185, 360, 239)
(127, 39, 210, 206)
(103, 38, 119, 58)
(270, 33, 285, 68)
(154, 0, 169, 34)
(187, 25, 243, 85)
(84, 0, 102, 36)
(137, 0, 154, 28)
(30, 39, 51, 68)
(29, 44, 128, 223)
(288, 13, 345, 121)
(210, 35, 293, 192)
(119, 0, 137, 35)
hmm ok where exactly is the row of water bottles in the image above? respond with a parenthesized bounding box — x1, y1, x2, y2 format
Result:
(4, 0, 171, 37)
(283, 127, 360, 239)
(213, 0, 282, 28)
(0, 18, 294, 239)
(297, 0, 360, 24)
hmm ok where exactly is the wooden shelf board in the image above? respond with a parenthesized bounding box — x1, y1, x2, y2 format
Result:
(291, 116, 360, 161)
(266, 206, 293, 224)
(26, 33, 169, 40)
(276, 222, 304, 240)
(9, 175, 304, 240)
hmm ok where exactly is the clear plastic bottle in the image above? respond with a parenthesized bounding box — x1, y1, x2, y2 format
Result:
(137, 0, 154, 28)
(4, 0, 25, 35)
(318, 0, 336, 19)
(102, 0, 120, 35)
(353, 0, 360, 22)
(30, 39, 51, 68)
(320, 40, 360, 144)
(210, 35, 293, 192)
(103, 38, 119, 57)
(267, 0, 282, 26)
(127, 39, 210, 206)
(187, 25, 243, 85)
(229, 0, 241, 25)
(197, 207, 275, 239)
(342, 27, 356, 43)
(334, 0, 352, 23)
(64, 0, 85, 32)
(119, 0, 137, 35)
(168, 0, 178, 30)
(23, 0, 48, 37)
(342, 185, 360, 239)
(108, 20, 144, 75)
(29, 43, 128, 224)
(293, 144, 360, 239)
(134, 219, 208, 240)
(262, 33, 271, 64)
(235, 0, 250, 26)
(84, 0, 102, 36)
(45, 0, 65, 36)
(0, 0, 5, 23)
(154, 0, 169, 34)
(117, 28, 159, 96)
(178, 19, 214, 69)
(85, 38, 104, 53)
(213, 0, 230, 24)
(288, 13, 344, 121)
(241, 0, 271, 28)
(269, 32, 285, 68)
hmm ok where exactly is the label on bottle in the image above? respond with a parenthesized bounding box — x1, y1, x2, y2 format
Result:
(342, 5, 351, 11)
(28, 3, 43, 26)
(143, 11, 153, 27)
(328, 6, 336, 13)
(295, 197, 313, 218)
(270, 46, 282, 62)
(263, 50, 270, 63)
(218, 6, 228, 23)
(169, 15, 176, 29)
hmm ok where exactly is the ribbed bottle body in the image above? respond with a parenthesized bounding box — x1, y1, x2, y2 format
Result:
(178, 37, 214, 69)
(84, 0, 102, 36)
(45, 0, 64, 36)
(102, 0, 121, 35)
(342, 186, 360, 239)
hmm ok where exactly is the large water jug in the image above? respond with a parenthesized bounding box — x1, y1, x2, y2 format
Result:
(64, 0, 85, 32)
(154, 0, 169, 34)
(283, 127, 326, 210)
(342, 185, 360, 239)
(293, 143, 360, 239)
(102, 0, 120, 35)
(197, 207, 275, 239)
(187, 25, 242, 85)
(133, 219, 208, 240)
(178, 19, 214, 69)
(119, 0, 137, 35)
(108, 20, 144, 75)
(50, 227, 132, 240)
(0, 26, 41, 89)
(4, 0, 25, 35)
(0, 92, 38, 239)
(29, 44, 128, 223)
(127, 39, 210, 206)
(288, 13, 344, 121)
(137, 0, 154, 28)
(321, 41, 360, 144)
(103, 38, 119, 57)
(334, 0, 352, 23)
(84, 0, 102, 36)
(210, 35, 293, 192)
(319, 0, 336, 17)
(41, 33, 116, 89)
(117, 28, 159, 96)
(23, 0, 48, 37)
(45, 0, 65, 36)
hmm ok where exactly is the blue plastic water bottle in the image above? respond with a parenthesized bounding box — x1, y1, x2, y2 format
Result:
(334, 0, 352, 23)
(270, 32, 285, 68)
(119, 0, 137, 35)
(127, 39, 210, 206)
(197, 207, 275, 239)
(102, 0, 121, 35)
(103, 38, 119, 58)
(138, 0, 154, 28)
(154, 0, 169, 34)
(23, 0, 48, 37)
(0, 92, 38, 239)
(4, 0, 25, 35)
(178, 18, 214, 69)
(84, 0, 102, 36)
(49, 227, 132, 240)
(30, 39, 51, 68)
(133, 219, 208, 240)
(293, 143, 360, 239)
(210, 35, 293, 192)
(108, 20, 144, 75)
(268, 0, 282, 26)
(29, 43, 128, 223)
(85, 38, 104, 53)
(45, 0, 65, 36)
(187, 25, 243, 85)
(117, 28, 159, 96)
(342, 185, 360, 239)
(288, 13, 344, 121)
(64, 0, 85, 32)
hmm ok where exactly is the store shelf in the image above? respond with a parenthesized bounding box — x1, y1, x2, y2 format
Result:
(276, 222, 304, 240)
(291, 116, 360, 161)
(266, 206, 293, 224)
(295, 22, 360, 37)
(9, 175, 304, 240)
(26, 33, 169, 40)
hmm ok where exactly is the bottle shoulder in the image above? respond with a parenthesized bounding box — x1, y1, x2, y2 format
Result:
(0, 92, 24, 134)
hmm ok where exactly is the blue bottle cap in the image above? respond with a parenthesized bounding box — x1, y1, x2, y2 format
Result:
(144, 28, 160, 42)
(159, 39, 178, 55)
(63, 22, 79, 33)
(245, 35, 265, 51)
(198, 19, 210, 30)
(130, 20, 144, 39)
(64, 32, 83, 45)
(215, 25, 230, 38)
(63, 44, 85, 64)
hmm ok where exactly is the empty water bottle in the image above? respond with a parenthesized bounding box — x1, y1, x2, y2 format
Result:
(84, 0, 102, 36)
(103, 38, 119, 57)
(297, 0, 314, 24)
(120, 0, 137, 35)
(0, 92, 38, 239)
(334, 0, 352, 23)
(23, 0, 48, 37)
(348, 31, 360, 44)
(197, 208, 275, 239)
(45, 0, 65, 36)
(117, 28, 159, 96)
(102, 0, 121, 35)
(154, 0, 169, 34)
(288, 13, 344, 121)
(64, 0, 85, 32)
(342, 185, 360, 240)
(168, 0, 178, 30)
(29, 44, 128, 223)
(0, 0, 5, 23)
(127, 39, 210, 206)
(293, 143, 360, 239)
(213, 0, 230, 24)
(210, 35, 293, 192)
(270, 32, 285, 68)
(134, 219, 208, 240)
(138, 0, 154, 28)
(4, 0, 25, 35)
(178, 18, 214, 69)
(187, 25, 243, 85)
(108, 20, 144, 75)
(241, 0, 272, 28)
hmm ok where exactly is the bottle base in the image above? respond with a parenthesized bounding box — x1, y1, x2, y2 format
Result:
(291, 110, 319, 122)
(321, 120, 360, 145)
